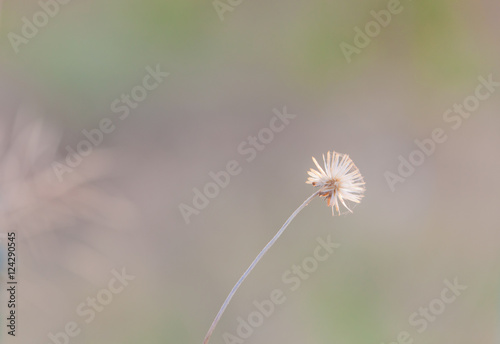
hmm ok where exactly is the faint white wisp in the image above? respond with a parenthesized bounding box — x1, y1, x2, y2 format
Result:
(0, 103, 137, 333)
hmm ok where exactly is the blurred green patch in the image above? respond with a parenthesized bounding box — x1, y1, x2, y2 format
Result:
(0, 0, 213, 124)
(410, 0, 480, 84)
(310, 268, 384, 343)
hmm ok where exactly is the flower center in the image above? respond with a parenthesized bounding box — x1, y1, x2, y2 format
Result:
(325, 179, 340, 190)
(318, 179, 340, 198)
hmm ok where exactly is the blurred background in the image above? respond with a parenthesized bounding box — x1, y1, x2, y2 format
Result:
(0, 0, 499, 343)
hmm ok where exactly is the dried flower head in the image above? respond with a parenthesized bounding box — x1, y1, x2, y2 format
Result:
(203, 150, 365, 344)
(307, 151, 365, 215)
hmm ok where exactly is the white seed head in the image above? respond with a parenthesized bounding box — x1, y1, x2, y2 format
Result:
(306, 151, 365, 215)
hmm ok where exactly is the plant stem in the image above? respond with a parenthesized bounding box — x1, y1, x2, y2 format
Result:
(203, 191, 320, 344)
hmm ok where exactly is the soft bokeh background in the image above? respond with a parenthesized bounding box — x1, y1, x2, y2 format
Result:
(0, 0, 499, 343)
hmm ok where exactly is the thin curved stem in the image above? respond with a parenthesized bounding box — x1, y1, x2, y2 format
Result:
(203, 191, 320, 344)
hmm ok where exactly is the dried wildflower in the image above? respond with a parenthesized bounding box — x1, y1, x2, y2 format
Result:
(307, 151, 365, 215)
(203, 151, 365, 344)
